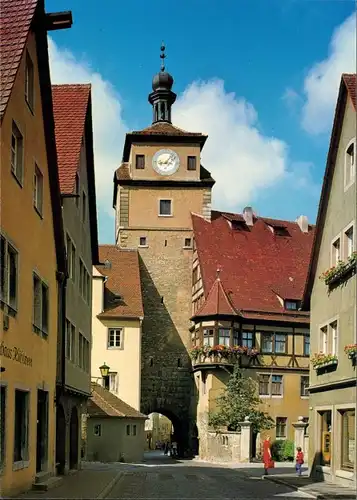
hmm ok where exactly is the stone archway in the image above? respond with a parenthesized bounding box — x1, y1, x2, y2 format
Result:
(144, 406, 190, 458)
(69, 406, 79, 469)
(56, 404, 66, 474)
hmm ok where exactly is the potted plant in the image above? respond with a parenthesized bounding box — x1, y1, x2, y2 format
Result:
(344, 344, 357, 360)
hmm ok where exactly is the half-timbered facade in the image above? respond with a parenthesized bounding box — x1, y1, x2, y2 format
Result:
(191, 209, 314, 459)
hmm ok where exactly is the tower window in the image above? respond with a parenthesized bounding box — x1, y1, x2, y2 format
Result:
(184, 238, 192, 248)
(159, 199, 172, 216)
(139, 237, 147, 247)
(135, 154, 145, 169)
(187, 156, 197, 171)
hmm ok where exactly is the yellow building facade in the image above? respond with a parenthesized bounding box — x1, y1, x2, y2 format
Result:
(0, 3, 70, 496)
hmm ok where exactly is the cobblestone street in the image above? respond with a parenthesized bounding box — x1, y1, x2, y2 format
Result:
(105, 453, 314, 499)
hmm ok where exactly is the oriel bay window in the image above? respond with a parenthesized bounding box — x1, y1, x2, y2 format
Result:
(242, 331, 254, 348)
(261, 332, 287, 354)
(218, 328, 230, 346)
(203, 328, 214, 346)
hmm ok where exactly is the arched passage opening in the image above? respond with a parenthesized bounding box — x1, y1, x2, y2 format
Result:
(143, 407, 189, 458)
(145, 412, 175, 452)
(69, 406, 79, 469)
(56, 404, 66, 475)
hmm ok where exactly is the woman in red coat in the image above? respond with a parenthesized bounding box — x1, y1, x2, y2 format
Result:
(262, 436, 273, 475)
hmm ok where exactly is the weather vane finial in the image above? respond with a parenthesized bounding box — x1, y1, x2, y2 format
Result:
(160, 42, 166, 72)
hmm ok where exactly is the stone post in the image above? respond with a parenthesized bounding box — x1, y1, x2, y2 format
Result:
(293, 416, 308, 455)
(239, 416, 252, 463)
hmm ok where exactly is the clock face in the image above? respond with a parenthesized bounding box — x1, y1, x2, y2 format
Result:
(152, 149, 180, 176)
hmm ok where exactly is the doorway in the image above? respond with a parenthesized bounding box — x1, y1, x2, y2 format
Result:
(56, 404, 66, 474)
(36, 390, 49, 472)
(69, 407, 79, 469)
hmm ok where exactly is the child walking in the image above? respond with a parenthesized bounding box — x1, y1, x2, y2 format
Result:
(295, 447, 304, 476)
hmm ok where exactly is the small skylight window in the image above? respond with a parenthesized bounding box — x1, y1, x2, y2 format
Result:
(104, 259, 111, 269)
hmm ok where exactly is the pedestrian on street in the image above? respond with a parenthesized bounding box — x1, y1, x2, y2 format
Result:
(295, 447, 304, 476)
(262, 435, 274, 476)
(171, 441, 178, 457)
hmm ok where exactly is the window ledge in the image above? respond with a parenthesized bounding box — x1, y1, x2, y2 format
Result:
(183, 246, 192, 250)
(13, 460, 29, 471)
(300, 396, 309, 400)
(107, 347, 122, 350)
(0, 300, 18, 317)
(138, 245, 149, 249)
(158, 214, 173, 217)
(271, 395, 283, 399)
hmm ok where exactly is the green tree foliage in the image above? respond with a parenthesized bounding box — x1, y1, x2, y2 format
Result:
(209, 366, 275, 434)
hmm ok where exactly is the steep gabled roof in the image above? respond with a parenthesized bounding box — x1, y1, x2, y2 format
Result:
(302, 74, 357, 309)
(95, 246, 144, 319)
(52, 84, 99, 265)
(88, 382, 146, 419)
(192, 275, 239, 319)
(52, 84, 91, 193)
(0, 0, 38, 119)
(192, 210, 314, 321)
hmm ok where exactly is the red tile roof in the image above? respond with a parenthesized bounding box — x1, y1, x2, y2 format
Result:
(0, 0, 38, 118)
(96, 246, 144, 319)
(343, 73, 356, 110)
(193, 210, 314, 319)
(131, 121, 205, 137)
(194, 275, 238, 318)
(52, 84, 91, 193)
(88, 382, 146, 419)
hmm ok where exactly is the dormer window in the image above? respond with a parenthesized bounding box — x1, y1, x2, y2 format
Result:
(285, 300, 299, 310)
(268, 224, 290, 237)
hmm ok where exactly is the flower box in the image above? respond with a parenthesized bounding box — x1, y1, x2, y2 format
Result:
(320, 253, 357, 287)
(311, 353, 338, 370)
(313, 359, 338, 370)
(344, 344, 357, 360)
(190, 345, 259, 363)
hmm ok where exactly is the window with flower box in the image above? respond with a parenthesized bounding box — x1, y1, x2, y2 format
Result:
(344, 224, 354, 259)
(331, 236, 341, 266)
(242, 331, 254, 348)
(233, 329, 239, 346)
(218, 328, 230, 346)
(203, 328, 214, 347)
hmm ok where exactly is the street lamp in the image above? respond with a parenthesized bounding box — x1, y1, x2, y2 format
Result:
(99, 363, 110, 378)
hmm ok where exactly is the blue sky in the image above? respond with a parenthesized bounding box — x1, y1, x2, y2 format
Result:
(47, 0, 356, 243)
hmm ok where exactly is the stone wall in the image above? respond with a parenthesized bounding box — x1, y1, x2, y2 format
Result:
(121, 229, 196, 451)
(204, 430, 241, 463)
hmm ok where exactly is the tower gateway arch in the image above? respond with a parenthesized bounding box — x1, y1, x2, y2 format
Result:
(113, 46, 214, 455)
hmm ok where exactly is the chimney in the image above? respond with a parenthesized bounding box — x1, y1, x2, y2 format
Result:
(296, 215, 309, 233)
(243, 206, 254, 226)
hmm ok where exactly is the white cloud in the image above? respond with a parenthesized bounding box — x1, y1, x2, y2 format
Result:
(301, 13, 356, 135)
(48, 38, 128, 223)
(174, 79, 289, 212)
